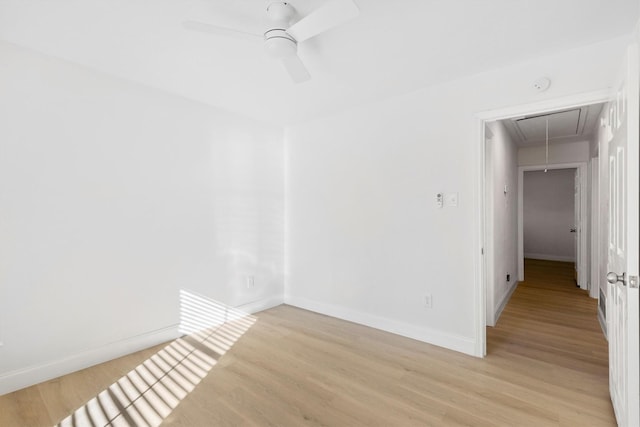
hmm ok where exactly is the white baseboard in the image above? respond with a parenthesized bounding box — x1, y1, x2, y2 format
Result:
(589, 280, 598, 299)
(0, 324, 180, 396)
(237, 295, 284, 314)
(524, 253, 575, 262)
(0, 295, 284, 397)
(598, 308, 607, 340)
(284, 296, 476, 356)
(493, 282, 518, 325)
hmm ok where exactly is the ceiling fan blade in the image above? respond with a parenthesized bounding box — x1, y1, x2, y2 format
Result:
(287, 0, 359, 42)
(281, 55, 311, 83)
(182, 20, 262, 42)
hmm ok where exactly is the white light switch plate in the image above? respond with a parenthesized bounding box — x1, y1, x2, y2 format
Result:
(445, 192, 458, 207)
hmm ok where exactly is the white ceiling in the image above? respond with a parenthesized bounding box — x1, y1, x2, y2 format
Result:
(0, 0, 637, 125)
(502, 103, 605, 147)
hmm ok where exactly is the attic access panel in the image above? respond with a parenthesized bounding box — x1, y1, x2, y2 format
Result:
(515, 109, 582, 141)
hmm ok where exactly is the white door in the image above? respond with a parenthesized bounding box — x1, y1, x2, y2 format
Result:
(606, 41, 640, 427)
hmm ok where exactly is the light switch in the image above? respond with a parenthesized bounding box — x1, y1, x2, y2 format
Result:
(445, 193, 458, 207)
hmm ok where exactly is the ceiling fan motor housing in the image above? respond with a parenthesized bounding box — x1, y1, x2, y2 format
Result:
(264, 29, 297, 59)
(264, 2, 297, 59)
(266, 2, 294, 22)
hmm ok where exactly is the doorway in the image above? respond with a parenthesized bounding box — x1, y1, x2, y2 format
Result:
(522, 168, 577, 266)
(518, 164, 588, 289)
(474, 90, 610, 357)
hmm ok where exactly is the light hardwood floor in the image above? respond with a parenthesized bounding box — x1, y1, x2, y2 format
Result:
(0, 259, 614, 426)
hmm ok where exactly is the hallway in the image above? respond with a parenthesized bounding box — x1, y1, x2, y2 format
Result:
(487, 258, 614, 424)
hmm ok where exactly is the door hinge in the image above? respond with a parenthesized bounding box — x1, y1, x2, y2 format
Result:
(630, 275, 639, 289)
(481, 248, 484, 255)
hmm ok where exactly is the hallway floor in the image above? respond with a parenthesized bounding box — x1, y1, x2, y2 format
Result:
(486, 258, 613, 424)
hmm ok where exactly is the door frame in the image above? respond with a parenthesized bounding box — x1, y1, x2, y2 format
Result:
(517, 163, 588, 288)
(473, 89, 611, 357)
(589, 157, 600, 300)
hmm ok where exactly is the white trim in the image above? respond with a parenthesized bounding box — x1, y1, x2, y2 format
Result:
(474, 89, 612, 357)
(476, 90, 613, 121)
(285, 296, 476, 356)
(598, 307, 607, 340)
(590, 158, 600, 299)
(236, 295, 284, 314)
(474, 118, 488, 356)
(0, 324, 180, 396)
(524, 253, 576, 262)
(517, 162, 588, 290)
(0, 295, 283, 396)
(494, 282, 518, 325)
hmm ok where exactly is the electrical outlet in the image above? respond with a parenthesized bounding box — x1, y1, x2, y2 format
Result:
(246, 276, 255, 289)
(424, 294, 433, 309)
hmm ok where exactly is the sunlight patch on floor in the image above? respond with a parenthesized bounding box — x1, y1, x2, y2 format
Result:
(55, 290, 256, 427)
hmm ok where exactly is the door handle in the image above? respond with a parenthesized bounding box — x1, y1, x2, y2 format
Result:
(570, 228, 577, 233)
(607, 272, 626, 286)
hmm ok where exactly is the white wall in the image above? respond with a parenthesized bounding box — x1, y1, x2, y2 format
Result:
(285, 37, 627, 355)
(0, 42, 284, 394)
(485, 122, 518, 326)
(523, 169, 576, 261)
(518, 140, 590, 166)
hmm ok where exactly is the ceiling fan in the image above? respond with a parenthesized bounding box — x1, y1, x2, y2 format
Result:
(183, 0, 360, 83)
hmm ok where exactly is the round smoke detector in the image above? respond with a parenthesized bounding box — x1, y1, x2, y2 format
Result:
(533, 77, 551, 92)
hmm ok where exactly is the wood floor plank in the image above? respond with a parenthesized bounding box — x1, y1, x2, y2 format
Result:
(0, 258, 615, 426)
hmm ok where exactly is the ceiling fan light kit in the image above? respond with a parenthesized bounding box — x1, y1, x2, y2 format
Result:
(183, 0, 360, 83)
